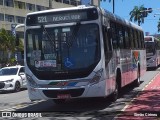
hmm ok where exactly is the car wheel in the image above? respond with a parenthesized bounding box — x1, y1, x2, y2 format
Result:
(14, 81, 21, 92)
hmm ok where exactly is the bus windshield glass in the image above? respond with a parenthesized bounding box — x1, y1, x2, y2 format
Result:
(26, 23, 100, 79)
(145, 42, 155, 55)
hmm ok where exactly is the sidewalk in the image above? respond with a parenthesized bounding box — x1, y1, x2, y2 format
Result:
(115, 72, 160, 120)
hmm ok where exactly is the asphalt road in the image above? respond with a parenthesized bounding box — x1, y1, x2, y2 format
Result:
(0, 68, 159, 120)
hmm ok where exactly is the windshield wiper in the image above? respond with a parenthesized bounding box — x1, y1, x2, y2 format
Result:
(41, 25, 56, 52)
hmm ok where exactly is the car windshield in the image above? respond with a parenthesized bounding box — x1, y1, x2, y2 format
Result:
(0, 68, 18, 76)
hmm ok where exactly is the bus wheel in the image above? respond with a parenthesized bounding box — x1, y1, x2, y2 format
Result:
(53, 99, 66, 104)
(134, 68, 140, 87)
(110, 82, 118, 102)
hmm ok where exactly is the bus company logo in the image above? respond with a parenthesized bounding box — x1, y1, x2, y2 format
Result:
(2, 112, 11, 117)
(57, 81, 68, 86)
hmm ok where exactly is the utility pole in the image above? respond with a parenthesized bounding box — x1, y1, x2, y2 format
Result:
(90, 0, 100, 7)
(113, 0, 115, 13)
(49, 0, 52, 9)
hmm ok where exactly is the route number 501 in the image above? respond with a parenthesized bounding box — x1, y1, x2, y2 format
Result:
(38, 16, 47, 23)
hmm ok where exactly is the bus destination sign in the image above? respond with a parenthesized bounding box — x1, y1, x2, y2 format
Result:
(26, 8, 98, 25)
(37, 12, 87, 23)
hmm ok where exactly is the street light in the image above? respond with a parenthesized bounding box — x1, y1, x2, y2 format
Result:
(141, 8, 153, 17)
(154, 13, 160, 17)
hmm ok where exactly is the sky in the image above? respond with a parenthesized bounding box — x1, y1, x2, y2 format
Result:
(80, 0, 159, 35)
(100, 0, 160, 35)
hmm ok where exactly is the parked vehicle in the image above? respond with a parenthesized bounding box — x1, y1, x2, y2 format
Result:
(0, 65, 26, 92)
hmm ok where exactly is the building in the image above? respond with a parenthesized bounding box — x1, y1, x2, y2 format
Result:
(81, 0, 100, 6)
(0, 0, 81, 65)
(0, 0, 100, 65)
(0, 0, 81, 36)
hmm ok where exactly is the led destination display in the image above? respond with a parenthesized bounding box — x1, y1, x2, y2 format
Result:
(26, 8, 98, 25)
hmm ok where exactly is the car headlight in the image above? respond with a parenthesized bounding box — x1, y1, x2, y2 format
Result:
(4, 79, 14, 83)
(26, 74, 38, 87)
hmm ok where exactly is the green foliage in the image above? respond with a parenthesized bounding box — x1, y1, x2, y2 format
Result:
(0, 28, 24, 65)
(0, 28, 15, 51)
(129, 5, 145, 26)
(158, 19, 160, 32)
(129, 5, 153, 26)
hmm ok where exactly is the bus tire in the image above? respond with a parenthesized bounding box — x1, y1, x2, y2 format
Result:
(110, 81, 118, 102)
(110, 70, 121, 102)
(134, 65, 140, 87)
(53, 99, 66, 104)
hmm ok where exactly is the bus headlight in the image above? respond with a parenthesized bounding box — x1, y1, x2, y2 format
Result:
(26, 74, 38, 87)
(90, 69, 103, 85)
(149, 59, 155, 63)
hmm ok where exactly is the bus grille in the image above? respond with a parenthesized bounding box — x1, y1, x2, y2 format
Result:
(147, 57, 151, 60)
(43, 88, 85, 98)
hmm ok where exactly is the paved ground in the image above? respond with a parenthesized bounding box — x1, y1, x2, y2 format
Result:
(115, 72, 160, 120)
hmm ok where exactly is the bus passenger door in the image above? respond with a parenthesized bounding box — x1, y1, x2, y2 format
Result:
(102, 26, 116, 94)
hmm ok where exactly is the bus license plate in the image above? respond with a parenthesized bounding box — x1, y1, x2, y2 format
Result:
(57, 94, 71, 99)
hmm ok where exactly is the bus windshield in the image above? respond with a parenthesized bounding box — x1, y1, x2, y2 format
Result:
(145, 42, 155, 55)
(26, 23, 100, 79)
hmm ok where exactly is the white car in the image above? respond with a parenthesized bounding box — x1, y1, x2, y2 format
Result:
(0, 65, 26, 92)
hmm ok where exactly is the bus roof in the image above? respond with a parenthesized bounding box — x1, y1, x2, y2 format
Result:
(27, 5, 95, 16)
(100, 8, 143, 31)
(144, 36, 159, 42)
(26, 5, 143, 32)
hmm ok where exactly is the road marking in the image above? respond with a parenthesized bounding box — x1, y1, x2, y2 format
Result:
(114, 71, 160, 119)
(142, 72, 160, 91)
(0, 100, 44, 111)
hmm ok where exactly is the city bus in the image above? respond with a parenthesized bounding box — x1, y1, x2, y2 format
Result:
(15, 5, 146, 104)
(144, 36, 160, 69)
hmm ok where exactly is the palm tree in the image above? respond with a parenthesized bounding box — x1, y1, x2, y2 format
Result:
(129, 5, 146, 26)
(158, 19, 160, 32)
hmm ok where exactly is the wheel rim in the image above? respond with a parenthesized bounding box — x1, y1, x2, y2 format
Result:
(15, 82, 20, 92)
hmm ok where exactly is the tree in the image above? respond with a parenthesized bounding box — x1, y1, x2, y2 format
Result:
(158, 19, 160, 32)
(129, 5, 146, 26)
(0, 28, 18, 65)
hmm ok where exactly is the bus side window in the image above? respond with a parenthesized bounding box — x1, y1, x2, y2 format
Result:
(137, 31, 141, 48)
(140, 32, 145, 48)
(102, 26, 109, 51)
(129, 29, 134, 49)
(118, 25, 125, 49)
(110, 22, 117, 49)
(124, 27, 130, 49)
(133, 29, 138, 48)
(102, 26, 112, 65)
(135, 31, 138, 48)
(135, 30, 140, 48)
